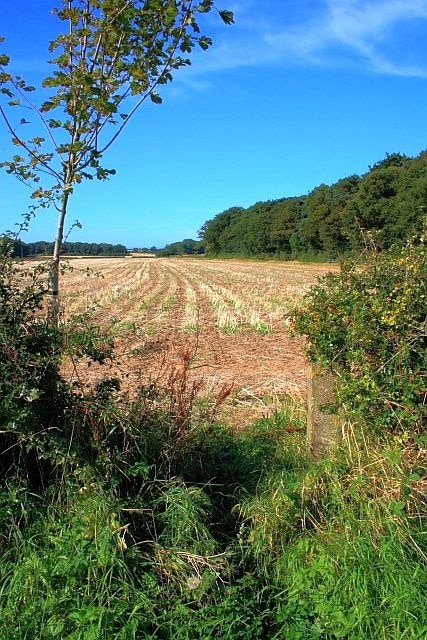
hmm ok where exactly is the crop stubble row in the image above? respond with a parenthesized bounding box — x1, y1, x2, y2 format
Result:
(60, 257, 333, 424)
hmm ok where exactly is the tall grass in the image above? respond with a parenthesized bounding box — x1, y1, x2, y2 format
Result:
(1, 326, 425, 639)
(1, 401, 426, 638)
(235, 423, 426, 639)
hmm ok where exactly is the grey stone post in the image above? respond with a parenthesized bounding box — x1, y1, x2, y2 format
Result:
(307, 363, 341, 459)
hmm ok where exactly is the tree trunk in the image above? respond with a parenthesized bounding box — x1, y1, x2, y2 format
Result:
(48, 189, 70, 325)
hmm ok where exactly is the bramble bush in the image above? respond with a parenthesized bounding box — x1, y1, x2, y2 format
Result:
(0, 257, 61, 498)
(0, 255, 118, 536)
(293, 231, 426, 437)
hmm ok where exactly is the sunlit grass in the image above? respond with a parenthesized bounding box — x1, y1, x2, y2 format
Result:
(1, 393, 425, 638)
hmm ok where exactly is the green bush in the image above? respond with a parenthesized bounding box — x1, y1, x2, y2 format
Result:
(0, 258, 62, 501)
(0, 256, 116, 536)
(293, 234, 426, 436)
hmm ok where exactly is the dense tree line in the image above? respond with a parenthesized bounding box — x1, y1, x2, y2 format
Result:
(131, 246, 158, 253)
(199, 152, 427, 259)
(0, 239, 128, 257)
(157, 238, 205, 257)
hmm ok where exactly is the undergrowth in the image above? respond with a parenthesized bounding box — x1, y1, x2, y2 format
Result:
(0, 248, 426, 639)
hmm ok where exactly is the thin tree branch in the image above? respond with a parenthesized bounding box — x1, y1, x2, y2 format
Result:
(0, 104, 63, 183)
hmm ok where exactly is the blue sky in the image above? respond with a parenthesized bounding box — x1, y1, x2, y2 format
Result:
(1, 0, 427, 248)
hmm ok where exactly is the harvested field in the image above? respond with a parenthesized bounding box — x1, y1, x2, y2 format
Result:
(60, 257, 336, 426)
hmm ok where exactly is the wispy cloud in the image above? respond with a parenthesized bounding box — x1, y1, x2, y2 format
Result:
(266, 0, 427, 77)
(185, 0, 427, 80)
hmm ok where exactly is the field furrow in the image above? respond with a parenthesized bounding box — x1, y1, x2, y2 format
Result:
(60, 256, 336, 425)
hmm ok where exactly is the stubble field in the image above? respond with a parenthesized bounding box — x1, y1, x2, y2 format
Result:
(61, 256, 335, 425)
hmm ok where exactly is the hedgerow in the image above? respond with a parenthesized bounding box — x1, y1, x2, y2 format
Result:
(293, 232, 426, 436)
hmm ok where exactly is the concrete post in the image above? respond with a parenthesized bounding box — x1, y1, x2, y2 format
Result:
(307, 363, 341, 460)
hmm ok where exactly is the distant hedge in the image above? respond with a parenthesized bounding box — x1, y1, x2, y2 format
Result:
(0, 237, 128, 257)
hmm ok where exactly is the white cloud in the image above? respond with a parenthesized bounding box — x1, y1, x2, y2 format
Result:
(179, 0, 427, 80)
(265, 0, 427, 77)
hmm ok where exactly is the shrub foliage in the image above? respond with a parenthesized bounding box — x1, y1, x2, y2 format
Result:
(293, 234, 426, 435)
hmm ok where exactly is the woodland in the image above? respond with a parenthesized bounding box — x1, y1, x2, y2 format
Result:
(198, 151, 427, 259)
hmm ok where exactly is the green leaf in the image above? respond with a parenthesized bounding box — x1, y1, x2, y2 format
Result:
(150, 91, 163, 104)
(165, 3, 179, 26)
(218, 10, 234, 25)
(198, 36, 212, 50)
(197, 1, 213, 13)
(180, 35, 193, 53)
(390, 500, 406, 514)
(407, 473, 421, 482)
(40, 100, 55, 112)
(47, 119, 63, 128)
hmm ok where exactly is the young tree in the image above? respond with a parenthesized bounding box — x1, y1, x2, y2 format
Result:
(0, 0, 233, 322)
